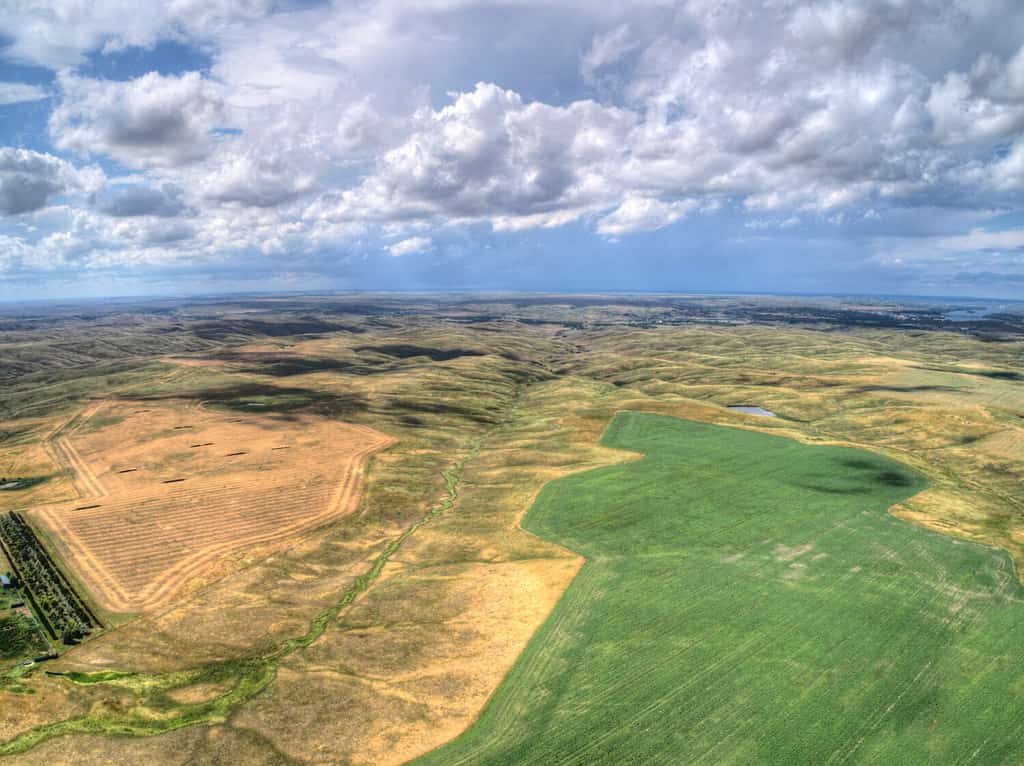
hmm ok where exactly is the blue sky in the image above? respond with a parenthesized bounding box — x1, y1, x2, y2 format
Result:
(1, 0, 1024, 300)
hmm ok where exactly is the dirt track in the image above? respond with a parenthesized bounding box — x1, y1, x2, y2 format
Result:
(49, 438, 105, 501)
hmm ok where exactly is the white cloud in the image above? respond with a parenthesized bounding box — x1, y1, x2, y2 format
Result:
(0, 82, 49, 105)
(746, 216, 802, 231)
(989, 139, 1024, 191)
(597, 196, 696, 235)
(135, 218, 196, 244)
(0, 0, 271, 68)
(927, 71, 1024, 146)
(581, 24, 636, 84)
(868, 223, 1024, 291)
(389, 236, 431, 256)
(924, 41, 1024, 145)
(193, 99, 334, 207)
(0, 234, 36, 271)
(50, 71, 226, 167)
(315, 82, 635, 230)
(0, 148, 103, 215)
(95, 182, 187, 217)
(929, 227, 1024, 254)
(4, 0, 1024, 288)
(198, 147, 319, 207)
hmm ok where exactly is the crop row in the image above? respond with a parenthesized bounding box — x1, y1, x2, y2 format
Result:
(49, 483, 339, 598)
(0, 512, 101, 643)
(68, 487, 334, 547)
(68, 480, 333, 525)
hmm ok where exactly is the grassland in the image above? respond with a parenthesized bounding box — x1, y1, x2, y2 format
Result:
(0, 294, 1021, 764)
(417, 412, 1024, 763)
(0, 613, 45, 661)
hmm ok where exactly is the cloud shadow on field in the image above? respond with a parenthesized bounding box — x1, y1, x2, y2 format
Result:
(203, 351, 378, 377)
(126, 383, 369, 418)
(353, 344, 489, 362)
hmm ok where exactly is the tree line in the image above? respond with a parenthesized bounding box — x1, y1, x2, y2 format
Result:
(0, 513, 100, 644)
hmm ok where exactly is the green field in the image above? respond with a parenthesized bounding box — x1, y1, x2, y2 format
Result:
(417, 412, 1024, 764)
(0, 613, 45, 662)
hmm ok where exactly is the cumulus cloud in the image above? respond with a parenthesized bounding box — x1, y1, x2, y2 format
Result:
(4, 0, 1024, 291)
(316, 82, 634, 229)
(315, 0, 966, 232)
(196, 107, 326, 207)
(136, 219, 196, 244)
(198, 150, 318, 207)
(95, 182, 187, 217)
(0, 234, 36, 272)
(989, 139, 1024, 190)
(0, 0, 271, 68)
(0, 147, 102, 215)
(785, 0, 918, 65)
(389, 236, 431, 256)
(597, 196, 697, 235)
(927, 51, 1024, 146)
(50, 71, 226, 167)
(0, 82, 49, 105)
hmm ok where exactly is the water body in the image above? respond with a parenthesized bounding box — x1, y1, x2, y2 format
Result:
(728, 405, 776, 417)
(945, 307, 996, 321)
(941, 302, 1022, 321)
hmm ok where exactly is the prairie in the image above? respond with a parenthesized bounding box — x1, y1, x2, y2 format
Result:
(0, 295, 1021, 764)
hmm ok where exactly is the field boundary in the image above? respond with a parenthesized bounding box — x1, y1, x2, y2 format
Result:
(40, 401, 108, 504)
(31, 418, 396, 613)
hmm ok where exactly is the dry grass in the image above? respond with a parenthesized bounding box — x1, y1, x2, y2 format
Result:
(28, 402, 393, 613)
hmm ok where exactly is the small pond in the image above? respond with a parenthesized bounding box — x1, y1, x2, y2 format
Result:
(727, 405, 776, 417)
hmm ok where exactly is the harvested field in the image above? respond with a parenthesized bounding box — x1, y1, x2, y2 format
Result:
(48, 435, 103, 502)
(28, 402, 393, 613)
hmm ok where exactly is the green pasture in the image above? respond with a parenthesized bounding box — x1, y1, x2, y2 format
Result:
(417, 412, 1024, 764)
(0, 613, 45, 662)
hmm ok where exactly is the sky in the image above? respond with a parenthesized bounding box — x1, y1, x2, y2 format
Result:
(1, 1, 1024, 300)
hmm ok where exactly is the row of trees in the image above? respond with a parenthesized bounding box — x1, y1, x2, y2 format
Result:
(0, 513, 99, 644)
